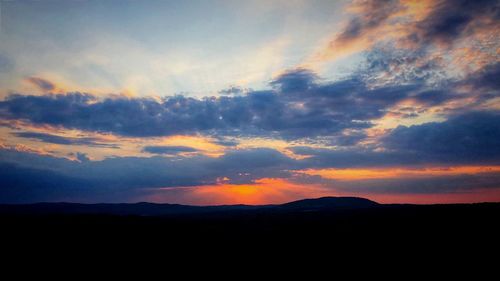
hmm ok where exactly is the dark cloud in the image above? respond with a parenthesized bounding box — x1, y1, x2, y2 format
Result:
(0, 70, 429, 140)
(26, 77, 56, 91)
(13, 131, 119, 148)
(2, 139, 499, 203)
(462, 62, 500, 92)
(412, 90, 453, 106)
(2, 107, 500, 203)
(413, 0, 500, 46)
(0, 162, 98, 203)
(143, 145, 198, 155)
(290, 111, 500, 167)
(270, 68, 317, 92)
(76, 152, 90, 162)
(3, 63, 491, 143)
(334, 0, 499, 48)
(382, 111, 500, 164)
(212, 138, 239, 147)
(0, 146, 298, 203)
(334, 0, 401, 45)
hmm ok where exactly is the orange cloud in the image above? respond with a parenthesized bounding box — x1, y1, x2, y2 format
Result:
(449, 27, 500, 75)
(313, 0, 498, 74)
(12, 143, 51, 156)
(155, 135, 226, 157)
(2, 118, 227, 160)
(299, 166, 500, 181)
(314, 0, 413, 63)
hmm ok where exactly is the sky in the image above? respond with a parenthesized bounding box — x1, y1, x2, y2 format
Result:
(0, 0, 499, 205)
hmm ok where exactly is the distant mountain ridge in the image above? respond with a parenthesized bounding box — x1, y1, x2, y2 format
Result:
(280, 197, 379, 210)
(0, 197, 380, 216)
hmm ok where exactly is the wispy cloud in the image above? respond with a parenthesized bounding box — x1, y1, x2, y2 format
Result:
(25, 77, 56, 92)
(13, 131, 119, 148)
(142, 145, 198, 155)
(315, 0, 500, 72)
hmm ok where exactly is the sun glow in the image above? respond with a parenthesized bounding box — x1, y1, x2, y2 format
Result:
(148, 178, 335, 206)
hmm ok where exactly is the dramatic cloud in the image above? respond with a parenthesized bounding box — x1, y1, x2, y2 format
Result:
(335, 0, 400, 44)
(0, 0, 498, 204)
(1, 62, 497, 146)
(323, 0, 500, 64)
(2, 136, 500, 203)
(0, 146, 295, 189)
(0, 70, 427, 139)
(2, 106, 500, 203)
(289, 111, 500, 168)
(412, 0, 500, 46)
(1, 42, 498, 205)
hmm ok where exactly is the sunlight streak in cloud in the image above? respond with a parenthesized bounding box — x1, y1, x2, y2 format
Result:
(299, 166, 500, 181)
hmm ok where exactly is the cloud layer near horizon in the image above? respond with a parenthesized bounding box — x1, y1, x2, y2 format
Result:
(1, 108, 500, 203)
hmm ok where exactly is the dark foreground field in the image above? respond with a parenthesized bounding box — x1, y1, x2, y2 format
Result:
(1, 197, 499, 257)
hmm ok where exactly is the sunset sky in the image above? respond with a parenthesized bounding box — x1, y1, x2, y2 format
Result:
(0, 0, 499, 205)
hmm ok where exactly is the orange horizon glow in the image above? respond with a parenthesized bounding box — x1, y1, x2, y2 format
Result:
(142, 176, 500, 206)
(145, 178, 337, 206)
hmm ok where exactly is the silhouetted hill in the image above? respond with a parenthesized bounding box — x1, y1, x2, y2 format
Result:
(0, 201, 265, 216)
(0, 196, 377, 216)
(279, 196, 379, 211)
